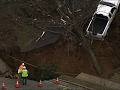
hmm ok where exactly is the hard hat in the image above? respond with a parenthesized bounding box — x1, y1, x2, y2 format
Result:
(22, 63, 24, 66)
(23, 66, 26, 69)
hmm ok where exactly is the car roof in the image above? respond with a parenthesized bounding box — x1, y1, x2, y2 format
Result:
(102, 0, 120, 7)
(95, 4, 112, 16)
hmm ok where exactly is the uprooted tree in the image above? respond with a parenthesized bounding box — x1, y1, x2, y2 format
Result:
(5, 0, 101, 75)
(54, 0, 102, 75)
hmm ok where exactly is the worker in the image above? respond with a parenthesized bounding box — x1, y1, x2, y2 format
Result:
(18, 63, 25, 83)
(21, 66, 29, 85)
(19, 63, 24, 70)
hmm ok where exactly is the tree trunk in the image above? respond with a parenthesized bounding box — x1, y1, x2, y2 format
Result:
(55, 0, 102, 75)
(74, 24, 102, 75)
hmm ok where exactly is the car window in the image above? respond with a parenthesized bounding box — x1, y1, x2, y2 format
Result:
(111, 7, 116, 13)
(100, 1, 115, 7)
(109, 14, 111, 18)
(95, 14, 108, 20)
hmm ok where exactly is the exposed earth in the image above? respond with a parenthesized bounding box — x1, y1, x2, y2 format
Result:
(0, 1, 120, 82)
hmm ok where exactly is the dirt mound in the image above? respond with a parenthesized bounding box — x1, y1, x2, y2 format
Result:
(9, 26, 120, 80)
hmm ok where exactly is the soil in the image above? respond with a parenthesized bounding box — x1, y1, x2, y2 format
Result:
(9, 24, 120, 80)
(0, 1, 120, 81)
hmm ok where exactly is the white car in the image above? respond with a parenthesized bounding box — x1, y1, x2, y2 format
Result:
(86, 0, 120, 40)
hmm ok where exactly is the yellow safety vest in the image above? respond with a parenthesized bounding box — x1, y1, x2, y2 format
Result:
(22, 69, 28, 77)
(18, 69, 22, 74)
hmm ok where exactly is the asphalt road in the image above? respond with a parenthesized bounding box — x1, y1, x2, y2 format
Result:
(0, 77, 90, 90)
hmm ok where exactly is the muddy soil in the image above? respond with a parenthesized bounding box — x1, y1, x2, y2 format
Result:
(0, 2, 120, 81)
